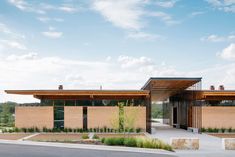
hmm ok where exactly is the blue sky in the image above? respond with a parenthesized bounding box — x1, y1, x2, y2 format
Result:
(1, 0, 235, 102)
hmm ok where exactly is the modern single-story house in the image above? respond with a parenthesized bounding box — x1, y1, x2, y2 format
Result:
(5, 77, 235, 133)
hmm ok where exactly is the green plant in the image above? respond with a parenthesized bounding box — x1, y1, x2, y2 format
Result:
(228, 127, 233, 133)
(35, 127, 40, 132)
(15, 127, 20, 132)
(200, 127, 206, 132)
(64, 128, 68, 133)
(22, 128, 27, 133)
(124, 138, 137, 147)
(92, 134, 99, 139)
(207, 127, 213, 132)
(136, 128, 142, 133)
(101, 138, 105, 143)
(103, 137, 124, 146)
(213, 128, 219, 133)
(82, 134, 89, 139)
(221, 128, 226, 133)
(43, 127, 48, 132)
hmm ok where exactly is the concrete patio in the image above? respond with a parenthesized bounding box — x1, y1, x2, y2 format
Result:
(150, 126, 235, 157)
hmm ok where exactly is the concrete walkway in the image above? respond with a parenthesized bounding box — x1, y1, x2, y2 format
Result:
(151, 127, 235, 157)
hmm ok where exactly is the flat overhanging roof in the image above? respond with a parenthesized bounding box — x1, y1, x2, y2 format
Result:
(5, 90, 150, 99)
(142, 77, 202, 101)
(199, 90, 235, 100)
(142, 77, 202, 90)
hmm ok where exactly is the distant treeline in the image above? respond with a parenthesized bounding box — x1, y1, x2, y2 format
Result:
(0, 102, 18, 127)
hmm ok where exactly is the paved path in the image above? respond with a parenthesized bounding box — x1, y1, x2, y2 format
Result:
(0, 143, 176, 157)
(151, 127, 235, 157)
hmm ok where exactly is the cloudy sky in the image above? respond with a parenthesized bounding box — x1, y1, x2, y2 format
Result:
(0, 0, 235, 102)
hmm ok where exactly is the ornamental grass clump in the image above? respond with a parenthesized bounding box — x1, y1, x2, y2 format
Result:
(102, 137, 173, 151)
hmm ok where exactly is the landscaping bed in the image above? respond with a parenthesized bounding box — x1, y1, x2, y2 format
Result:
(28, 133, 88, 142)
(0, 133, 32, 140)
(28, 133, 172, 151)
(94, 133, 146, 139)
(208, 133, 235, 138)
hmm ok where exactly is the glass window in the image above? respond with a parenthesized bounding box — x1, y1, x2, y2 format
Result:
(76, 100, 92, 106)
(65, 100, 75, 106)
(54, 106, 64, 129)
(54, 107, 64, 120)
(54, 100, 64, 106)
(41, 99, 53, 106)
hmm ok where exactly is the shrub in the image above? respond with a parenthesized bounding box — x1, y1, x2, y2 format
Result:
(22, 128, 27, 133)
(221, 128, 226, 133)
(101, 138, 105, 143)
(82, 134, 89, 139)
(124, 138, 137, 147)
(35, 127, 40, 132)
(64, 128, 68, 133)
(213, 128, 219, 133)
(68, 128, 72, 132)
(15, 127, 20, 132)
(104, 137, 124, 146)
(102, 137, 170, 149)
(228, 127, 233, 133)
(43, 127, 48, 132)
(103, 127, 107, 133)
(93, 134, 99, 139)
(136, 128, 142, 133)
(207, 127, 213, 132)
(200, 127, 206, 132)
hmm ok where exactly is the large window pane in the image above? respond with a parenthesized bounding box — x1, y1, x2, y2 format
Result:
(54, 100, 64, 106)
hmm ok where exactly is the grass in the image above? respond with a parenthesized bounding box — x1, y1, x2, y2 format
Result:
(102, 137, 173, 151)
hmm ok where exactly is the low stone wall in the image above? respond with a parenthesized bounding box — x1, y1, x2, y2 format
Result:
(170, 138, 199, 150)
(222, 138, 235, 150)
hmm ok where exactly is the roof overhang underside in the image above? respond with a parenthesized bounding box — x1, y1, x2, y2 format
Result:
(199, 91, 235, 100)
(142, 77, 202, 101)
(5, 90, 150, 100)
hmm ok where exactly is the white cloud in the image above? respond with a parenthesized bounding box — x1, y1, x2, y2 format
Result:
(58, 6, 77, 13)
(218, 43, 235, 60)
(127, 31, 164, 41)
(155, 0, 178, 8)
(6, 52, 38, 61)
(0, 40, 26, 50)
(2, 53, 235, 103)
(0, 54, 180, 102)
(8, 0, 45, 14)
(206, 0, 235, 12)
(0, 22, 25, 39)
(91, 0, 179, 33)
(147, 11, 180, 26)
(92, 0, 145, 30)
(42, 31, 63, 38)
(37, 17, 64, 23)
(118, 55, 153, 68)
(201, 34, 235, 42)
(8, 0, 78, 14)
(190, 11, 206, 17)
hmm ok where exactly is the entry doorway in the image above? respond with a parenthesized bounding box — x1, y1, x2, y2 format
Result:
(173, 107, 178, 125)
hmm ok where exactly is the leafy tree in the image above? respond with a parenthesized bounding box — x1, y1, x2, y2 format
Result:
(0, 101, 17, 127)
